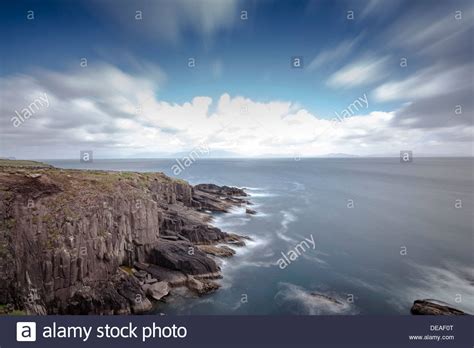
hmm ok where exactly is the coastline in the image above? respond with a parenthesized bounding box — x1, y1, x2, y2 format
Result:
(0, 160, 253, 315)
(0, 159, 468, 316)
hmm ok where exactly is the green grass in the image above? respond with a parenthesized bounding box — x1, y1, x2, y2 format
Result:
(120, 266, 134, 275)
(0, 159, 53, 168)
(0, 304, 27, 316)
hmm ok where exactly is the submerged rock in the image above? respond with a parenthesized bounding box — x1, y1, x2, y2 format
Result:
(411, 300, 466, 315)
(310, 293, 342, 304)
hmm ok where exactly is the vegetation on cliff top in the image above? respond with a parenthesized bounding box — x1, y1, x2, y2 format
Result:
(0, 159, 53, 168)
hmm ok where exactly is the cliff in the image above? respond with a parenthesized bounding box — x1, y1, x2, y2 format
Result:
(0, 160, 250, 315)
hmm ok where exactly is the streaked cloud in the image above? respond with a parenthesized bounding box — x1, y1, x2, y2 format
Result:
(326, 56, 389, 88)
(372, 64, 472, 102)
(308, 34, 364, 72)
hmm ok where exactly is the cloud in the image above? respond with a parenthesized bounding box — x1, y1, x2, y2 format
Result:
(368, 1, 474, 129)
(358, 0, 404, 19)
(307, 33, 364, 72)
(1, 64, 472, 159)
(388, 4, 474, 60)
(326, 56, 389, 88)
(372, 64, 472, 103)
(93, 0, 241, 44)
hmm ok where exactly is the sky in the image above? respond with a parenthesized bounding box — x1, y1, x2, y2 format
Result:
(0, 0, 473, 159)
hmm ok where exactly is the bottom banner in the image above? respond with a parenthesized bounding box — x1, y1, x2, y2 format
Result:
(0, 315, 472, 347)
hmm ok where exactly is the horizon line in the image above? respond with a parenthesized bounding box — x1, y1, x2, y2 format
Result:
(3, 155, 473, 161)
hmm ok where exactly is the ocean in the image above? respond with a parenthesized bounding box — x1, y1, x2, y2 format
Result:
(45, 158, 474, 315)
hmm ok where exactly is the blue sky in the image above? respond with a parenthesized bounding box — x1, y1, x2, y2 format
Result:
(0, 0, 473, 158)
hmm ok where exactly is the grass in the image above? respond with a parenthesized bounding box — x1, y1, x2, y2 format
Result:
(0, 304, 27, 316)
(7, 309, 27, 315)
(120, 266, 134, 275)
(0, 159, 53, 168)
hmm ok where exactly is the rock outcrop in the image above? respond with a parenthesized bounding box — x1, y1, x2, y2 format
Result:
(0, 161, 250, 314)
(411, 300, 466, 315)
(148, 239, 219, 275)
(197, 245, 236, 257)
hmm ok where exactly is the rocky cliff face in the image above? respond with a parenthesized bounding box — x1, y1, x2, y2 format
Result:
(0, 161, 249, 314)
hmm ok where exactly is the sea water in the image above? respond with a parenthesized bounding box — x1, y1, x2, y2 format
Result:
(46, 158, 474, 315)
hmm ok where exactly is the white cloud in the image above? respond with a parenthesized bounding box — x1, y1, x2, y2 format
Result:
(1, 64, 471, 159)
(372, 64, 472, 102)
(307, 34, 363, 71)
(326, 56, 389, 88)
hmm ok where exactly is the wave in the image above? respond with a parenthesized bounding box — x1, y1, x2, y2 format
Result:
(214, 217, 250, 229)
(391, 261, 474, 314)
(301, 251, 328, 266)
(248, 192, 277, 198)
(290, 181, 305, 191)
(274, 282, 357, 315)
(233, 235, 269, 257)
(212, 206, 250, 229)
(241, 186, 264, 191)
(218, 235, 273, 279)
(276, 210, 298, 243)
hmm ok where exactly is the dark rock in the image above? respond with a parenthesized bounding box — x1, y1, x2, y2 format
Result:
(187, 276, 220, 296)
(64, 283, 130, 315)
(194, 184, 247, 197)
(179, 224, 228, 245)
(246, 208, 257, 215)
(115, 274, 152, 314)
(144, 277, 158, 284)
(411, 300, 466, 315)
(160, 235, 179, 241)
(135, 270, 148, 279)
(310, 293, 343, 305)
(148, 240, 220, 275)
(225, 233, 249, 247)
(198, 245, 236, 257)
(192, 184, 248, 212)
(135, 263, 188, 287)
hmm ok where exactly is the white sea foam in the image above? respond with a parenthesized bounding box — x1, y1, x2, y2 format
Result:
(276, 210, 298, 243)
(248, 192, 277, 198)
(301, 251, 328, 266)
(394, 261, 474, 314)
(274, 282, 357, 315)
(242, 186, 264, 191)
(214, 217, 250, 229)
